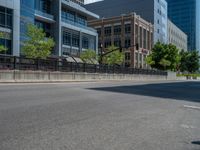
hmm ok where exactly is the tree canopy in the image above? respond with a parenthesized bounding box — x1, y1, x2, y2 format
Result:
(0, 45, 7, 53)
(146, 42, 180, 71)
(179, 50, 199, 73)
(80, 49, 97, 64)
(102, 45, 124, 65)
(22, 24, 55, 59)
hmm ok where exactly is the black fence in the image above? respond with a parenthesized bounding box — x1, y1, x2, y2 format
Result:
(0, 55, 167, 76)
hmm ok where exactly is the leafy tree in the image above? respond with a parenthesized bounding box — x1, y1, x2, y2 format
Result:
(146, 42, 179, 71)
(179, 50, 199, 73)
(22, 24, 55, 59)
(102, 45, 124, 65)
(0, 45, 7, 53)
(80, 49, 98, 64)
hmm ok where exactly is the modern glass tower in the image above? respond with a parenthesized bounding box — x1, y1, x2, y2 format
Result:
(167, 0, 200, 51)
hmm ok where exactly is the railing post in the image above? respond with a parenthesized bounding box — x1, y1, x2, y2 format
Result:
(13, 56, 16, 70)
(55, 59, 58, 71)
(70, 62, 73, 72)
(94, 64, 97, 73)
(36, 59, 39, 70)
(83, 63, 86, 72)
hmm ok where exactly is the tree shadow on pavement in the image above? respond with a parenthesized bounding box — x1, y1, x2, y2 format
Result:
(191, 141, 200, 145)
(88, 81, 200, 103)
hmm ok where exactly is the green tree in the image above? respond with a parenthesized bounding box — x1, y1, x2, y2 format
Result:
(0, 45, 7, 53)
(22, 24, 55, 59)
(80, 49, 97, 64)
(102, 45, 124, 65)
(179, 50, 199, 73)
(146, 42, 179, 71)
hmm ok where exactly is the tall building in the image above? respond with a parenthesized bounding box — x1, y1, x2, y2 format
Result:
(85, 0, 102, 4)
(71, 0, 84, 5)
(0, 0, 20, 56)
(168, 19, 187, 51)
(85, 0, 168, 44)
(88, 13, 154, 68)
(167, 0, 200, 51)
(1, 0, 99, 58)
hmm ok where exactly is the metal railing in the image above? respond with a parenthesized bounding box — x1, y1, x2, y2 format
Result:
(0, 55, 167, 76)
(61, 18, 96, 32)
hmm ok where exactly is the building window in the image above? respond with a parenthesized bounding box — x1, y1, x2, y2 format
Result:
(72, 33, 79, 47)
(63, 31, 71, 46)
(76, 14, 87, 26)
(82, 37, 89, 49)
(96, 28, 101, 37)
(135, 24, 139, 44)
(0, 6, 13, 29)
(125, 52, 130, 61)
(104, 40, 111, 48)
(143, 29, 147, 49)
(35, 0, 51, 14)
(114, 38, 121, 47)
(140, 27, 143, 48)
(67, 11, 75, 22)
(125, 24, 131, 34)
(125, 38, 131, 48)
(35, 20, 51, 37)
(114, 25, 121, 35)
(139, 53, 142, 62)
(147, 31, 150, 49)
(0, 38, 12, 55)
(104, 27, 111, 36)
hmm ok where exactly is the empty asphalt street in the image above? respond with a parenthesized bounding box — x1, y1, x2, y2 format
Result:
(0, 81, 200, 150)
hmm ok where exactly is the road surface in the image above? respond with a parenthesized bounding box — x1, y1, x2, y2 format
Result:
(0, 81, 200, 150)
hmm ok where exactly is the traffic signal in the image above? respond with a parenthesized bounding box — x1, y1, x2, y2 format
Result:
(136, 43, 139, 50)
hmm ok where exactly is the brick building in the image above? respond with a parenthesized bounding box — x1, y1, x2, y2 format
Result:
(88, 13, 153, 68)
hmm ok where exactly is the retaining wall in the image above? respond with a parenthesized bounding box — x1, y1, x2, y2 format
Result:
(0, 70, 172, 83)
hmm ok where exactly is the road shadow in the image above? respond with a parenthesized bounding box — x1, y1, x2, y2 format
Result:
(88, 81, 200, 103)
(191, 141, 200, 145)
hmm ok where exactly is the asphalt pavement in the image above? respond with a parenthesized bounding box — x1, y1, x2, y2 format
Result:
(0, 80, 200, 150)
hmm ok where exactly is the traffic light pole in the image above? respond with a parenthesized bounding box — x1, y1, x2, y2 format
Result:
(99, 47, 122, 64)
(99, 43, 139, 64)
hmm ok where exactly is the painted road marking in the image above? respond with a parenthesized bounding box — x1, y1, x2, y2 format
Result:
(181, 124, 195, 129)
(183, 105, 200, 110)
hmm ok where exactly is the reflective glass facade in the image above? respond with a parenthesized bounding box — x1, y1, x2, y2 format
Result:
(20, 0, 35, 44)
(20, 0, 98, 57)
(0, 6, 13, 54)
(167, 0, 200, 51)
(1, 0, 98, 57)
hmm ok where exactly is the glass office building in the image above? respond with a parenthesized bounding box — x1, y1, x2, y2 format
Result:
(0, 0, 98, 58)
(20, 0, 99, 57)
(167, 0, 200, 51)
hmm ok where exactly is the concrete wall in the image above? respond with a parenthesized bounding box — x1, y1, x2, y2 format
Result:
(0, 70, 170, 83)
(167, 71, 176, 80)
